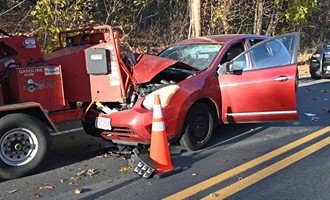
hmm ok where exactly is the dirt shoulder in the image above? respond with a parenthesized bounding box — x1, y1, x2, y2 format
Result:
(298, 53, 311, 78)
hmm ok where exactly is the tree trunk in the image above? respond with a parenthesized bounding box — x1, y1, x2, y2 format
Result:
(266, 9, 281, 36)
(253, 0, 264, 35)
(222, 0, 232, 34)
(190, 0, 201, 38)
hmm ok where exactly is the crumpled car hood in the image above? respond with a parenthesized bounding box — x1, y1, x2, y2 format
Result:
(132, 54, 198, 84)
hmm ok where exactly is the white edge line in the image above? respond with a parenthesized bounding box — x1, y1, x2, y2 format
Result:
(50, 127, 84, 136)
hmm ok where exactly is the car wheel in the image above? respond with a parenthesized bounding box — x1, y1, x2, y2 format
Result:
(0, 113, 50, 179)
(180, 103, 214, 151)
(310, 67, 321, 80)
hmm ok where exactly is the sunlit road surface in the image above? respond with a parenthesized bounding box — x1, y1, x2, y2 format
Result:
(165, 126, 330, 200)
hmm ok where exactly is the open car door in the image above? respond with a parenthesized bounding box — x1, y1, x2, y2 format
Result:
(218, 32, 300, 123)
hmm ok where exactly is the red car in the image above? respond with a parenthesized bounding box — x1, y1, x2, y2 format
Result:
(83, 33, 300, 151)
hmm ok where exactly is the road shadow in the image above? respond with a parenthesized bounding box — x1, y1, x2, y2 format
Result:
(0, 131, 112, 183)
(42, 132, 113, 172)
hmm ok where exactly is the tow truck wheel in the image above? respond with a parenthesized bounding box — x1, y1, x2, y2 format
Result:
(0, 113, 50, 179)
(180, 103, 214, 151)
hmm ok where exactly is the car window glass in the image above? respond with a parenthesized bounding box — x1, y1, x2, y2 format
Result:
(323, 40, 330, 49)
(220, 42, 244, 65)
(231, 52, 248, 70)
(251, 40, 292, 69)
(247, 39, 264, 47)
(158, 43, 222, 71)
(232, 33, 298, 71)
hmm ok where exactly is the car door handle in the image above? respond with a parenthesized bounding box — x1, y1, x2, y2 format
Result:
(273, 76, 292, 82)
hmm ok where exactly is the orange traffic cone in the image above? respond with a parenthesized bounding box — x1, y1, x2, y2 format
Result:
(149, 94, 174, 173)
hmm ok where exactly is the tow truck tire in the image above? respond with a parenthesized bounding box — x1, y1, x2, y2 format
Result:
(0, 113, 50, 179)
(180, 103, 214, 151)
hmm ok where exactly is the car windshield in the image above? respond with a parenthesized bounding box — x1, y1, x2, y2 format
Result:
(323, 40, 330, 49)
(158, 43, 222, 70)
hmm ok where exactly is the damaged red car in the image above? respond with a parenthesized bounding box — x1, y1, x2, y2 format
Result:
(83, 32, 300, 151)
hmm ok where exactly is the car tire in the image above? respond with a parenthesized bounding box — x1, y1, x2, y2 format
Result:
(0, 113, 50, 179)
(310, 67, 321, 80)
(180, 103, 214, 151)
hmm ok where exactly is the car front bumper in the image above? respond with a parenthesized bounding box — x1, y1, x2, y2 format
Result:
(83, 99, 184, 146)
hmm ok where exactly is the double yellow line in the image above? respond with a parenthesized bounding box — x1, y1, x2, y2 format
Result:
(165, 126, 330, 200)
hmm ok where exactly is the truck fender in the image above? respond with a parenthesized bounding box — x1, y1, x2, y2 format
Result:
(0, 102, 57, 131)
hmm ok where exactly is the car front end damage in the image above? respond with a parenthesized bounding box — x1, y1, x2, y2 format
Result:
(82, 54, 200, 146)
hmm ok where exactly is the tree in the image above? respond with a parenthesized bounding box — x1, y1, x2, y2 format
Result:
(31, 0, 96, 51)
(189, 0, 201, 38)
(253, 0, 264, 34)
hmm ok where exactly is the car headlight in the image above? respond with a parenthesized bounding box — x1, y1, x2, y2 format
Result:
(142, 85, 180, 110)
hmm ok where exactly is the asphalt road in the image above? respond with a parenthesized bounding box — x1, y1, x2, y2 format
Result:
(0, 77, 329, 200)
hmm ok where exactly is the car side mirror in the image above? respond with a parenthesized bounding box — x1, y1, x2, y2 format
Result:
(227, 61, 243, 75)
(216, 62, 228, 76)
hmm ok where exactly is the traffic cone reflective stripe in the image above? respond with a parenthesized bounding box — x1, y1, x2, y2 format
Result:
(150, 95, 174, 173)
(152, 121, 166, 132)
(153, 103, 163, 118)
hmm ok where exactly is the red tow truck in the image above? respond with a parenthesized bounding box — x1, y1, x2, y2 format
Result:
(0, 25, 133, 179)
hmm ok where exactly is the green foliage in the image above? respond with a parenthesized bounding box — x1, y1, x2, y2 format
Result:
(1, 0, 324, 53)
(31, 0, 96, 52)
(271, 0, 317, 25)
(284, 0, 317, 25)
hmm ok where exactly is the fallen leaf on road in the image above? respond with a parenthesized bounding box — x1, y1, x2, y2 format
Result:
(120, 166, 132, 173)
(86, 169, 96, 177)
(119, 156, 127, 160)
(192, 173, 198, 176)
(74, 169, 98, 178)
(74, 188, 82, 194)
(6, 189, 18, 194)
(59, 179, 66, 183)
(31, 193, 41, 198)
(37, 185, 56, 190)
(97, 149, 131, 160)
(97, 152, 120, 159)
(75, 170, 86, 177)
(209, 193, 218, 198)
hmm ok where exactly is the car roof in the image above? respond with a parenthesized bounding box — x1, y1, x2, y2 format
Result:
(172, 34, 268, 45)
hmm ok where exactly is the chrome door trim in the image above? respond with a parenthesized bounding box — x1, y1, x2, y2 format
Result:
(226, 110, 297, 117)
